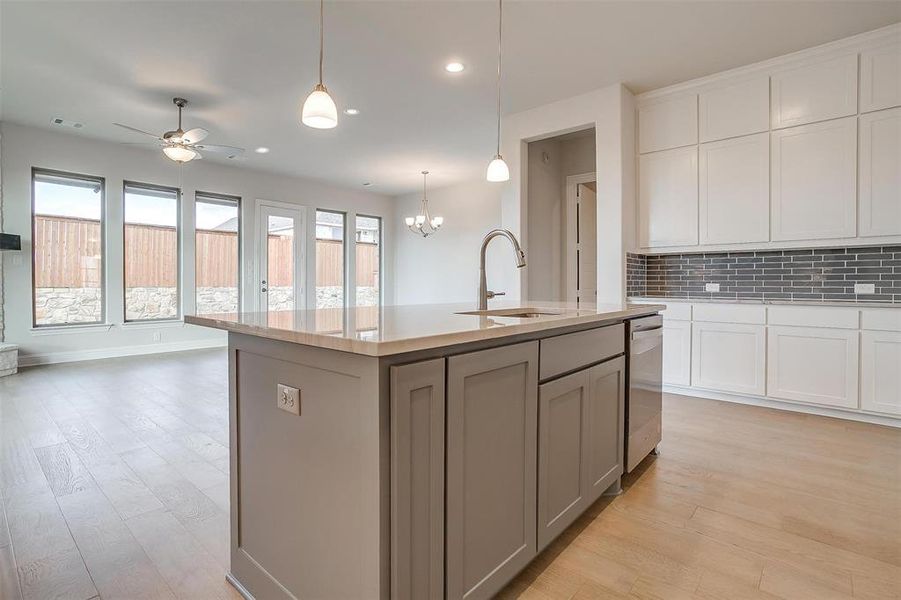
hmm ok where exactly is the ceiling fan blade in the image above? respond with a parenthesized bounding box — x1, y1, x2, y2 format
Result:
(121, 142, 163, 147)
(113, 123, 161, 139)
(182, 127, 209, 144)
(194, 144, 245, 159)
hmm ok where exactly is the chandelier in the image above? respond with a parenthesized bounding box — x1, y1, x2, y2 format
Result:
(404, 171, 443, 237)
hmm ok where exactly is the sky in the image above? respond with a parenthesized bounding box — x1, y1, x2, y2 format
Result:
(34, 181, 236, 230)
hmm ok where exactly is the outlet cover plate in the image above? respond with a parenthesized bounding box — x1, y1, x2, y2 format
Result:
(277, 384, 301, 415)
(854, 283, 876, 294)
(705, 283, 720, 292)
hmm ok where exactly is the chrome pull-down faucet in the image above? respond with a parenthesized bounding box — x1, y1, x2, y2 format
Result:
(478, 228, 527, 310)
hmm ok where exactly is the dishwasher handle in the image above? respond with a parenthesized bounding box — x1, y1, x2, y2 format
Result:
(631, 326, 662, 355)
(631, 326, 662, 341)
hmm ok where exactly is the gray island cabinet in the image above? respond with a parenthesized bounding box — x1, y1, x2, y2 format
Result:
(186, 302, 662, 600)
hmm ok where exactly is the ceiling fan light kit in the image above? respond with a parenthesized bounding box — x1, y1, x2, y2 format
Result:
(301, 0, 338, 129)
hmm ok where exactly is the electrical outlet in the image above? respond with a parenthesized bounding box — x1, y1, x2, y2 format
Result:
(854, 283, 876, 294)
(277, 384, 301, 416)
(705, 283, 720, 292)
(152, 331, 162, 342)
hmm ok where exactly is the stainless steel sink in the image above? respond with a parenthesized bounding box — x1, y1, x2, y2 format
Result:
(456, 307, 565, 318)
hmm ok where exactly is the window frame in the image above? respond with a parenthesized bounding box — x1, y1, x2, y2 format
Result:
(355, 213, 383, 308)
(194, 191, 242, 315)
(31, 167, 107, 328)
(122, 180, 182, 323)
(315, 208, 347, 310)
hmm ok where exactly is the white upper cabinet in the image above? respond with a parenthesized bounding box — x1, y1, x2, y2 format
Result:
(771, 54, 857, 129)
(859, 107, 901, 237)
(638, 94, 698, 154)
(699, 77, 769, 142)
(860, 41, 901, 113)
(771, 117, 857, 242)
(699, 132, 769, 245)
(639, 146, 699, 248)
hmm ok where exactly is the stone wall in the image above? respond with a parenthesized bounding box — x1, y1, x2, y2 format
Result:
(35, 288, 103, 325)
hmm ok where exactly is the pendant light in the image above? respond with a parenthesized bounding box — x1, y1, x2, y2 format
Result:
(301, 0, 338, 129)
(404, 171, 443, 237)
(486, 0, 510, 182)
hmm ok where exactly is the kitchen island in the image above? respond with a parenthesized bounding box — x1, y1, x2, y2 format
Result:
(186, 301, 663, 600)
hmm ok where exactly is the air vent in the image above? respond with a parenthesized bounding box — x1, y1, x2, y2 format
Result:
(50, 117, 84, 129)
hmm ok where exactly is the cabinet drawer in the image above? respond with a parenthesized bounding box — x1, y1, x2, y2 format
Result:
(768, 305, 859, 329)
(862, 309, 901, 332)
(693, 303, 766, 325)
(539, 324, 624, 381)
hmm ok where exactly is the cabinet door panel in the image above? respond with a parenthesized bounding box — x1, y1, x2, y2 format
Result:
(586, 357, 625, 502)
(859, 107, 901, 237)
(771, 117, 857, 241)
(860, 42, 901, 113)
(446, 341, 538, 600)
(699, 133, 769, 245)
(662, 320, 692, 387)
(390, 359, 445, 600)
(699, 77, 769, 142)
(639, 94, 698, 153)
(691, 322, 766, 395)
(861, 331, 901, 416)
(771, 54, 857, 128)
(767, 326, 859, 408)
(537, 370, 589, 551)
(639, 146, 699, 248)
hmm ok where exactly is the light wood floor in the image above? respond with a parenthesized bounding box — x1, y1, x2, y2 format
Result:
(1, 350, 899, 600)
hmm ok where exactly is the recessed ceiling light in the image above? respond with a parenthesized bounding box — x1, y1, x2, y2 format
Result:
(254, 147, 270, 154)
(445, 62, 465, 73)
(344, 108, 360, 116)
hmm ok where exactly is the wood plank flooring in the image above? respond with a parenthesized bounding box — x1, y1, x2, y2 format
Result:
(1, 349, 899, 599)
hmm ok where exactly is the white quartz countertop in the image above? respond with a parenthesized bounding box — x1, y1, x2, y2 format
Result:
(185, 302, 664, 357)
(629, 296, 899, 309)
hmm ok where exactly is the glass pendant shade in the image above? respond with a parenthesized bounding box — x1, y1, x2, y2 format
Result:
(486, 155, 510, 182)
(302, 84, 338, 129)
(163, 145, 198, 163)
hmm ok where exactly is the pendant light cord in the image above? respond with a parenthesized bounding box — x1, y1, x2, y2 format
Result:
(319, 0, 325, 85)
(495, 0, 503, 156)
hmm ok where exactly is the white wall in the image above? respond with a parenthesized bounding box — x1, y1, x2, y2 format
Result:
(392, 179, 504, 305)
(1, 122, 395, 365)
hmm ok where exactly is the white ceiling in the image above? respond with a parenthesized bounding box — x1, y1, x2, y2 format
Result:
(2, 1, 899, 195)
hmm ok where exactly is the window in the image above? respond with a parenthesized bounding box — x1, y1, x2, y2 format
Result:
(315, 210, 345, 308)
(32, 169, 105, 327)
(124, 182, 180, 321)
(195, 192, 241, 315)
(355, 215, 381, 308)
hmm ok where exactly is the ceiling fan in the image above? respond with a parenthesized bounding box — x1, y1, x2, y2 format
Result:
(114, 97, 245, 163)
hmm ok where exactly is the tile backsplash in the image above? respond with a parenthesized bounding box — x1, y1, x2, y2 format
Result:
(626, 246, 901, 303)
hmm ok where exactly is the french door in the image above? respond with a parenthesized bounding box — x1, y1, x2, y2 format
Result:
(258, 203, 306, 312)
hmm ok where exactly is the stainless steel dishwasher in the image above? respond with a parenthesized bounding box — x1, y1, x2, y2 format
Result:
(625, 314, 663, 473)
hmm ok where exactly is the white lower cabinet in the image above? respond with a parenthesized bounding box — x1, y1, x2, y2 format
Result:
(691, 322, 766, 395)
(861, 331, 901, 416)
(767, 326, 859, 408)
(662, 320, 691, 386)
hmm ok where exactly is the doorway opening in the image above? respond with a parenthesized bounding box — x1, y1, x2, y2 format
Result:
(525, 127, 596, 304)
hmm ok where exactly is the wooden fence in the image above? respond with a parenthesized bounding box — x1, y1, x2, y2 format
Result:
(34, 215, 379, 289)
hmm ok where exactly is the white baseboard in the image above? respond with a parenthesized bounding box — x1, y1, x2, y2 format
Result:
(664, 384, 901, 429)
(18, 338, 227, 367)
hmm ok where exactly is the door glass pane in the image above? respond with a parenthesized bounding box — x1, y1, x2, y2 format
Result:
(267, 215, 294, 312)
(195, 194, 240, 315)
(124, 183, 179, 321)
(315, 210, 345, 308)
(32, 171, 104, 326)
(355, 215, 380, 309)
